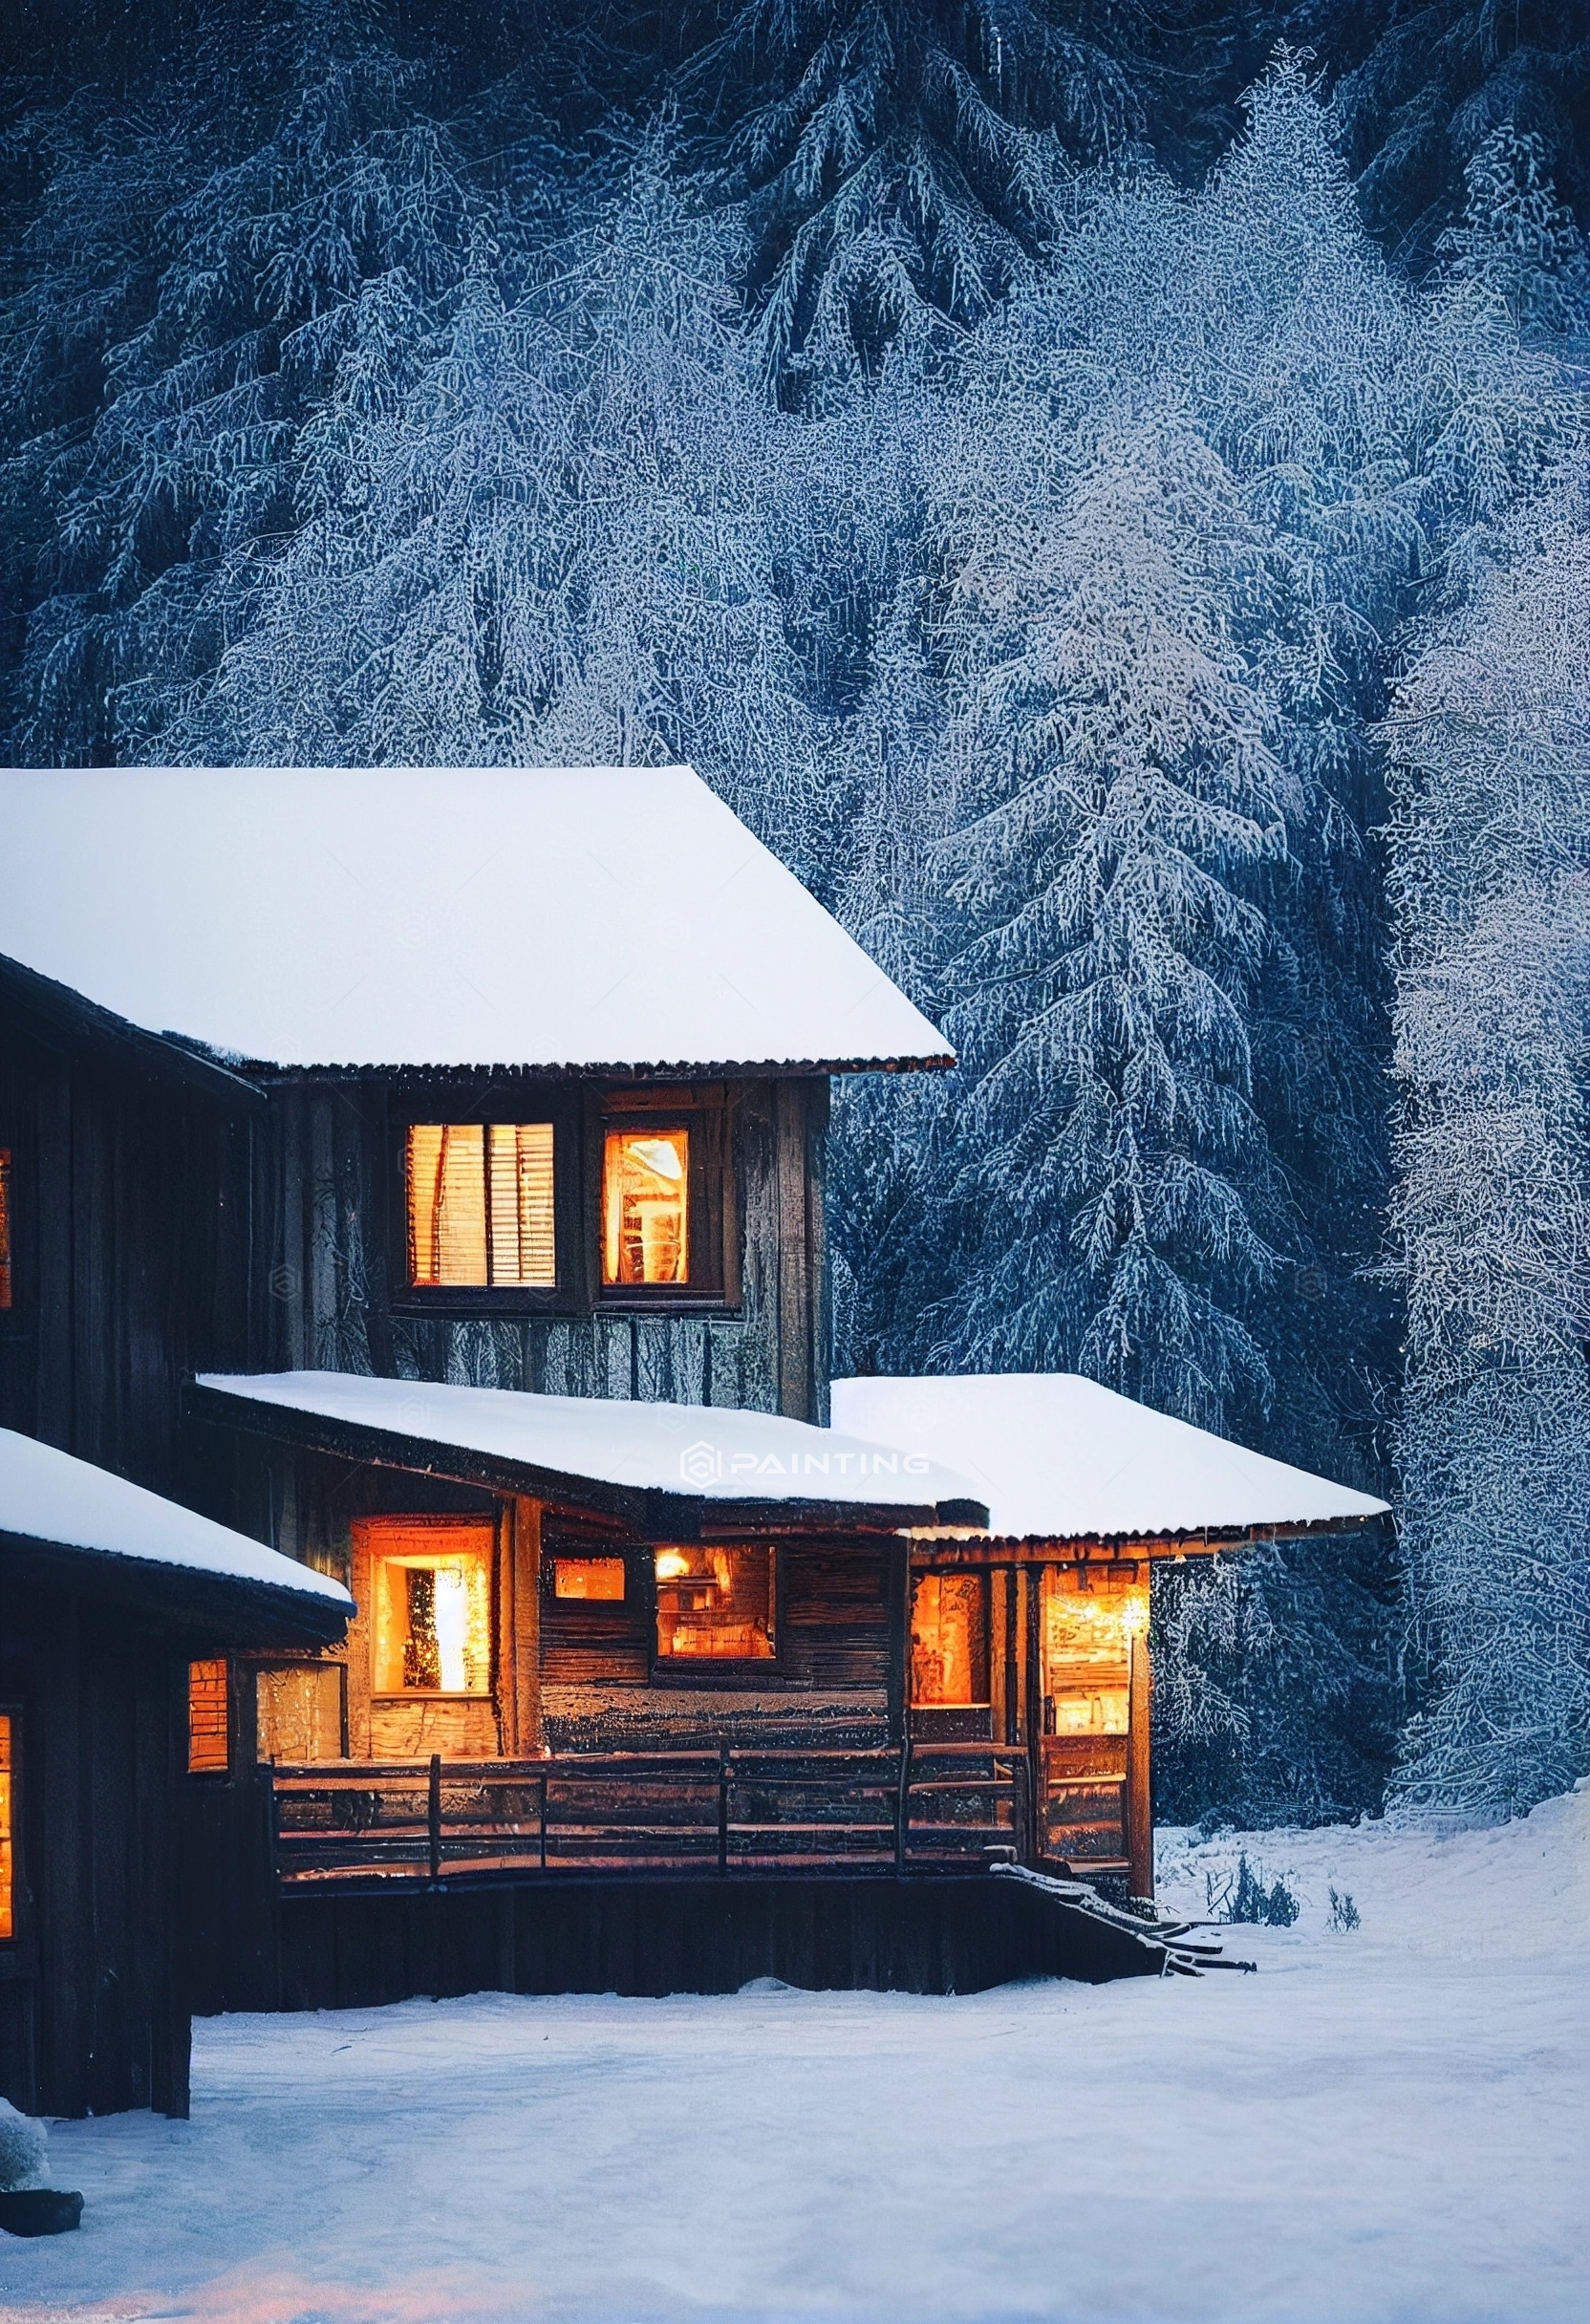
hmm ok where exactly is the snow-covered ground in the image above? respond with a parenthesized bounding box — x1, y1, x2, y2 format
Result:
(6, 1785, 1587, 2324)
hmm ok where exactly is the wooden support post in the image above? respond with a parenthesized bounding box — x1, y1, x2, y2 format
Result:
(427, 1754, 442, 1883)
(513, 1498, 543, 1760)
(885, 1539, 909, 1745)
(538, 1771, 548, 1871)
(1128, 1632, 1153, 1901)
(718, 1742, 730, 1875)
(895, 1734, 913, 1873)
(1024, 1564, 1043, 1866)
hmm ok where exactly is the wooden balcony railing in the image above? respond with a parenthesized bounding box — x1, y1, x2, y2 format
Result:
(267, 1740, 1031, 1886)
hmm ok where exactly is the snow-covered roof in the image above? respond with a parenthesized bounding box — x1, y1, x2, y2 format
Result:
(830, 1374, 1390, 1545)
(0, 1425, 353, 1617)
(0, 765, 950, 1077)
(194, 1371, 988, 1530)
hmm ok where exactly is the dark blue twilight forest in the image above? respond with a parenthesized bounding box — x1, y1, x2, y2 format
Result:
(5, 0, 1588, 1827)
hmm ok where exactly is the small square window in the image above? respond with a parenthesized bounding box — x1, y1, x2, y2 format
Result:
(603, 1129, 689, 1285)
(407, 1124, 555, 1288)
(187, 1659, 229, 1773)
(655, 1545, 775, 1662)
(553, 1557, 627, 1601)
(372, 1546, 492, 1695)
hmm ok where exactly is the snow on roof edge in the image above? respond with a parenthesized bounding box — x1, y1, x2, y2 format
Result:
(194, 1370, 989, 1523)
(0, 1425, 353, 1610)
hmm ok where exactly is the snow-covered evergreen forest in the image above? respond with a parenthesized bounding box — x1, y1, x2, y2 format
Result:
(4, 0, 1587, 1827)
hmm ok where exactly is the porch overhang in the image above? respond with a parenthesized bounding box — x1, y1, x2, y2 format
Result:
(835, 1374, 1391, 1551)
(189, 1371, 990, 1538)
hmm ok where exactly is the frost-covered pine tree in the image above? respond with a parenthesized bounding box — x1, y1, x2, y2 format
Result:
(683, 0, 1143, 398)
(931, 411, 1287, 1423)
(1386, 465, 1590, 1817)
(2, 0, 481, 762)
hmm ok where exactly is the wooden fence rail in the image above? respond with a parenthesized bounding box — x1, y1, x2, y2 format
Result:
(268, 1742, 1029, 1886)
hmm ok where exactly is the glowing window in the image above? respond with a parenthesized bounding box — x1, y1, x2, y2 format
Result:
(911, 1573, 990, 1708)
(372, 1544, 492, 1695)
(0, 1148, 11, 1309)
(553, 1558, 627, 1601)
(603, 1130, 689, 1285)
(187, 1660, 229, 1773)
(1041, 1573, 1149, 1737)
(407, 1124, 555, 1287)
(0, 1712, 13, 1941)
(256, 1665, 343, 1762)
(655, 1544, 775, 1662)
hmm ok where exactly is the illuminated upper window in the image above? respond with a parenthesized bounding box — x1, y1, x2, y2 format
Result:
(603, 1130, 688, 1286)
(407, 1124, 555, 1288)
(655, 1544, 774, 1662)
(372, 1543, 493, 1695)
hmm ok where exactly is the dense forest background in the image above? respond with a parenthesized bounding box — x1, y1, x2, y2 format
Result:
(4, 0, 1587, 1826)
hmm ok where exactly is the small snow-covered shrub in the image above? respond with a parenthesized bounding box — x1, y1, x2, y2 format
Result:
(1328, 1885, 1362, 1931)
(0, 2098, 48, 2191)
(1207, 1853, 1300, 1926)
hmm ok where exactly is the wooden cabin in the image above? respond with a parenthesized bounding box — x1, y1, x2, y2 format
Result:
(0, 1426, 349, 2118)
(834, 1374, 1389, 1898)
(0, 763, 1386, 2022)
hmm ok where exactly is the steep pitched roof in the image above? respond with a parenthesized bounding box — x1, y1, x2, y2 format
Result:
(830, 1374, 1390, 1547)
(0, 765, 950, 1077)
(0, 1426, 352, 1639)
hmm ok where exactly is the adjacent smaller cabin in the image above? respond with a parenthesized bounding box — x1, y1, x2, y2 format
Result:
(833, 1374, 1390, 1897)
(0, 1427, 350, 2117)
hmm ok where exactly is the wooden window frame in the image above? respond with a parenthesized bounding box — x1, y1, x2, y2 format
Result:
(388, 1082, 583, 1318)
(591, 1085, 738, 1314)
(646, 1539, 785, 1686)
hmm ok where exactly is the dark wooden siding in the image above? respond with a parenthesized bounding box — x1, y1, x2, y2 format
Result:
(257, 1073, 831, 1429)
(0, 1016, 259, 1509)
(0, 1587, 189, 2119)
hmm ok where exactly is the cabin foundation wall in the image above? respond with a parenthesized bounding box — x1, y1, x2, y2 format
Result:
(196, 1872, 1163, 2014)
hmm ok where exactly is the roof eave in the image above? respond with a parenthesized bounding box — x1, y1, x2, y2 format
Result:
(1, 1530, 351, 1647)
(0, 952, 267, 1108)
(241, 1052, 956, 1083)
(908, 1512, 1389, 1558)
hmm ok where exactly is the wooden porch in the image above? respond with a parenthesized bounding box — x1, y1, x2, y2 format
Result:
(259, 1729, 1147, 1890)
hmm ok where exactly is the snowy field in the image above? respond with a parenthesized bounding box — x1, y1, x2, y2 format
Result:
(4, 1786, 1586, 2324)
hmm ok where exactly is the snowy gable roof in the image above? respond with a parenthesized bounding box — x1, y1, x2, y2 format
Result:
(0, 765, 950, 1077)
(0, 1425, 352, 1632)
(192, 1372, 988, 1534)
(830, 1375, 1390, 1547)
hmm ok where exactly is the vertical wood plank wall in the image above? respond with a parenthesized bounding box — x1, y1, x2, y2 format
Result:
(260, 1075, 832, 1432)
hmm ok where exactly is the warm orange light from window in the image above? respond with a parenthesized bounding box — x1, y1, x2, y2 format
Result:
(0, 1713, 14, 1940)
(1041, 1572, 1148, 1736)
(655, 1544, 774, 1661)
(603, 1130, 689, 1285)
(256, 1665, 343, 1763)
(911, 1573, 990, 1707)
(372, 1546, 492, 1695)
(407, 1124, 555, 1287)
(187, 1660, 229, 1774)
(553, 1557, 627, 1601)
(0, 1149, 11, 1311)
